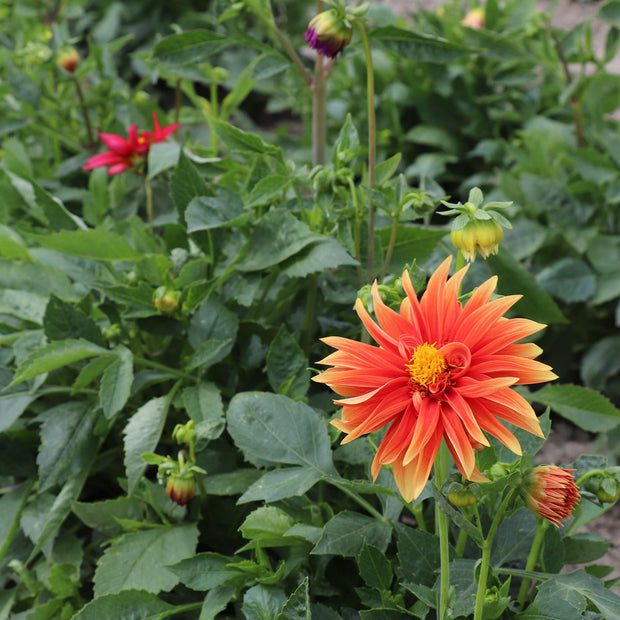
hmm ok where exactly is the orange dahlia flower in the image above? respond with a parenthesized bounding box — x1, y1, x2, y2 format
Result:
(314, 257, 557, 502)
(522, 465, 580, 526)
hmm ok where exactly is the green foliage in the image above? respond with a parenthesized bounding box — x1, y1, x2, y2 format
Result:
(2, 0, 620, 617)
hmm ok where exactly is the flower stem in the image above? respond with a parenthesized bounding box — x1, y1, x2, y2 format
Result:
(144, 175, 154, 231)
(312, 53, 327, 166)
(517, 518, 548, 608)
(355, 21, 377, 283)
(270, 22, 313, 89)
(332, 480, 390, 525)
(73, 76, 95, 148)
(434, 440, 452, 620)
(473, 490, 515, 620)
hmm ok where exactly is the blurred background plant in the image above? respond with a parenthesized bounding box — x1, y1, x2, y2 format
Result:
(2, 0, 620, 617)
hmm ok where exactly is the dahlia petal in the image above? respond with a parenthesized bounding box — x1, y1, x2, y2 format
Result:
(443, 390, 489, 448)
(455, 376, 518, 398)
(402, 397, 441, 465)
(452, 295, 522, 348)
(99, 131, 132, 155)
(401, 271, 429, 340)
(420, 257, 452, 340)
(355, 298, 400, 352)
(107, 163, 131, 175)
(497, 342, 543, 360)
(373, 405, 417, 467)
(482, 388, 544, 437)
(474, 318, 547, 356)
(317, 336, 404, 369)
(83, 152, 125, 170)
(471, 400, 522, 455)
(471, 355, 558, 384)
(371, 282, 419, 341)
(333, 377, 408, 407)
(442, 407, 477, 477)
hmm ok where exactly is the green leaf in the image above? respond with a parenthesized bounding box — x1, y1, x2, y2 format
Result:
(226, 391, 336, 473)
(29, 229, 143, 261)
(170, 150, 211, 222)
(188, 298, 238, 359)
(152, 30, 230, 64)
(199, 586, 237, 620)
(239, 506, 296, 549)
(245, 175, 292, 209)
(358, 543, 393, 590)
(147, 141, 181, 179)
(0, 289, 47, 323)
(204, 469, 262, 496)
(238, 467, 323, 504)
(0, 482, 32, 564)
(185, 338, 232, 371)
(182, 381, 225, 441)
(71, 497, 144, 537)
(72, 589, 173, 620)
(531, 384, 620, 432)
(395, 523, 440, 588)
(100, 346, 133, 419)
(276, 578, 310, 620)
(123, 396, 171, 495)
(43, 294, 104, 345)
(37, 401, 99, 492)
(185, 188, 247, 233)
(564, 533, 611, 565)
(492, 508, 536, 568)
(167, 552, 243, 591)
(280, 238, 358, 279)
(581, 335, 620, 392)
(518, 570, 620, 619)
(374, 153, 402, 186)
(9, 339, 108, 387)
(372, 26, 475, 63)
(0, 258, 77, 300)
(93, 523, 199, 596)
(312, 512, 392, 557)
(598, 0, 620, 25)
(376, 227, 447, 272)
(486, 248, 567, 323)
(266, 326, 309, 398)
(536, 258, 597, 303)
(235, 209, 321, 272)
(242, 585, 286, 620)
(213, 120, 283, 161)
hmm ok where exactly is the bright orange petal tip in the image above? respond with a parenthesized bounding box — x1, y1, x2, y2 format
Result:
(316, 259, 557, 502)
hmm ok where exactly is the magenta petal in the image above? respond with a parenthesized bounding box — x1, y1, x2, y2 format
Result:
(98, 132, 131, 155)
(83, 151, 124, 170)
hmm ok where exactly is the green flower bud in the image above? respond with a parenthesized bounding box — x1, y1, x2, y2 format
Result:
(154, 286, 181, 313)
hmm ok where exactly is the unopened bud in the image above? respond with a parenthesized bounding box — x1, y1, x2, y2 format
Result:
(58, 48, 80, 73)
(154, 286, 180, 313)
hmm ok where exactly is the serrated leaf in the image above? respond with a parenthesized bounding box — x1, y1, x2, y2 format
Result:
(312, 512, 392, 557)
(188, 298, 238, 357)
(199, 586, 237, 620)
(358, 543, 393, 590)
(371, 26, 475, 62)
(536, 258, 597, 303)
(376, 227, 447, 273)
(94, 523, 198, 596)
(531, 384, 620, 432)
(182, 381, 225, 441)
(266, 326, 309, 398)
(280, 238, 358, 279)
(10, 339, 109, 387)
(204, 469, 262, 496)
(71, 497, 144, 537)
(239, 506, 296, 549)
(395, 523, 440, 588)
(185, 187, 247, 233)
(147, 141, 180, 179)
(242, 585, 286, 620)
(238, 467, 323, 504)
(0, 482, 32, 563)
(226, 391, 336, 473)
(170, 150, 211, 222)
(581, 335, 620, 392)
(0, 258, 77, 301)
(43, 294, 104, 345)
(29, 229, 142, 261)
(100, 346, 133, 418)
(276, 578, 310, 620)
(37, 401, 99, 492)
(123, 396, 171, 495)
(213, 120, 283, 160)
(72, 589, 174, 620)
(167, 552, 243, 591)
(153, 30, 230, 64)
(245, 175, 292, 209)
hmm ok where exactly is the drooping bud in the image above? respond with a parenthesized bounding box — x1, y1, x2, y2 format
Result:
(166, 472, 196, 506)
(522, 466, 580, 527)
(58, 48, 80, 73)
(304, 9, 353, 59)
(446, 481, 479, 507)
(585, 475, 620, 504)
(440, 187, 512, 262)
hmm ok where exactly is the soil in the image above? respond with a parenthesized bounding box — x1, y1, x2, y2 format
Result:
(378, 0, 620, 581)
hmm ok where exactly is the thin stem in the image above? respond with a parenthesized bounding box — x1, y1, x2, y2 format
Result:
(133, 356, 196, 381)
(409, 501, 428, 532)
(73, 76, 95, 148)
(434, 440, 452, 620)
(355, 21, 377, 283)
(332, 480, 390, 525)
(144, 176, 154, 232)
(473, 490, 516, 620)
(312, 54, 327, 166)
(455, 249, 466, 273)
(517, 519, 549, 608)
(271, 23, 313, 89)
(455, 526, 468, 556)
(380, 201, 405, 280)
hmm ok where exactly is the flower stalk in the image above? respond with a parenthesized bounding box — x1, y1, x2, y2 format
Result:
(435, 440, 452, 620)
(517, 518, 549, 608)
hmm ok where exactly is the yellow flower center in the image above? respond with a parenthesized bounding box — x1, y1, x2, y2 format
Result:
(406, 343, 447, 389)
